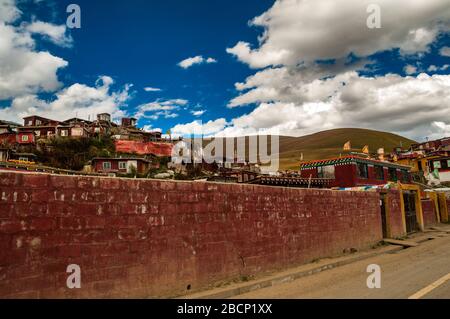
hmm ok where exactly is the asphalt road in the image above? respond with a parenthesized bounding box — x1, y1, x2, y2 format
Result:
(236, 234, 450, 299)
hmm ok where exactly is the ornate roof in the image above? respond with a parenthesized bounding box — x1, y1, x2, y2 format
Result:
(300, 155, 411, 170)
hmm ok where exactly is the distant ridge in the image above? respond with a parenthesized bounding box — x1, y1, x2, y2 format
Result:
(196, 128, 416, 170)
(277, 128, 416, 170)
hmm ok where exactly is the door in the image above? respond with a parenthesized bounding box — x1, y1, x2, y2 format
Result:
(418, 161, 423, 172)
(380, 194, 388, 238)
(403, 192, 418, 233)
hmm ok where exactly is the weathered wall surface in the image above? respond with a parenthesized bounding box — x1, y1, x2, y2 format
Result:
(385, 190, 405, 238)
(0, 172, 383, 298)
(421, 200, 437, 227)
(447, 200, 450, 218)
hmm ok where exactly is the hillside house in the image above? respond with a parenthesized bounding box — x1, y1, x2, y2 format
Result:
(91, 157, 151, 175)
(121, 117, 137, 128)
(411, 137, 450, 152)
(90, 113, 118, 135)
(300, 156, 412, 188)
(20, 116, 60, 139)
(428, 156, 450, 183)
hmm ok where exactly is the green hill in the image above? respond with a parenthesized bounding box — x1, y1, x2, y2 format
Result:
(278, 128, 416, 170)
(196, 128, 416, 171)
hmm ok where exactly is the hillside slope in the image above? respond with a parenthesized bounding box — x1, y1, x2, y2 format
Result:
(278, 128, 416, 170)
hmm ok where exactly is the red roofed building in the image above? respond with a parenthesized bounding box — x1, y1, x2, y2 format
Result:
(20, 115, 60, 139)
(91, 157, 151, 175)
(0, 132, 35, 145)
(300, 156, 412, 188)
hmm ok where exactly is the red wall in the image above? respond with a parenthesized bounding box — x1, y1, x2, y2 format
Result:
(0, 172, 384, 298)
(385, 190, 405, 238)
(301, 163, 410, 188)
(335, 164, 357, 187)
(0, 133, 17, 145)
(422, 200, 437, 226)
(17, 132, 35, 145)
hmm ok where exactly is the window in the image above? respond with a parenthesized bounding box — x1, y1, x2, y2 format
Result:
(21, 135, 29, 142)
(401, 170, 409, 183)
(60, 130, 68, 137)
(102, 162, 111, 170)
(19, 157, 28, 161)
(447, 160, 450, 168)
(35, 131, 40, 136)
(36, 120, 41, 126)
(317, 165, 335, 178)
(71, 128, 83, 136)
(357, 163, 369, 179)
(433, 161, 442, 169)
(374, 166, 384, 180)
(119, 162, 127, 170)
(388, 168, 398, 181)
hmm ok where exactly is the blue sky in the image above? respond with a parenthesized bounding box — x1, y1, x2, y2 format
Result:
(0, 0, 449, 140)
(13, 0, 275, 131)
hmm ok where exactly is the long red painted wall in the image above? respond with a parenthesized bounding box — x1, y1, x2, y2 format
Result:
(0, 172, 384, 298)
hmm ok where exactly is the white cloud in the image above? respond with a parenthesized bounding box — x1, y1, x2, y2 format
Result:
(215, 73, 450, 140)
(25, 21, 73, 47)
(227, 0, 450, 68)
(135, 98, 188, 120)
(0, 24, 68, 100)
(0, 0, 69, 100)
(191, 110, 206, 116)
(0, 0, 20, 23)
(404, 65, 418, 75)
(0, 76, 132, 123)
(142, 125, 162, 133)
(178, 55, 217, 69)
(0, 1, 134, 127)
(221, 0, 450, 141)
(144, 87, 162, 92)
(228, 62, 368, 108)
(171, 118, 228, 136)
(428, 64, 450, 72)
(431, 121, 450, 139)
(439, 46, 450, 57)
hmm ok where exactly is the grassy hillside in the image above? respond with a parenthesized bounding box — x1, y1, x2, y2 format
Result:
(278, 128, 416, 170)
(194, 128, 416, 171)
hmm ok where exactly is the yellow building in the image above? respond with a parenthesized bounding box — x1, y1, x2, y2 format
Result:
(395, 153, 437, 174)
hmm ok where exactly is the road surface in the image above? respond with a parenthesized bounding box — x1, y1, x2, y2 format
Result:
(236, 234, 450, 299)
